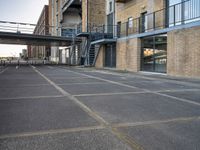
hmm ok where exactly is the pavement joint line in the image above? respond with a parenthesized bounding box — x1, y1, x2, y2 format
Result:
(57, 82, 107, 86)
(0, 84, 51, 88)
(48, 76, 91, 79)
(32, 66, 144, 150)
(0, 67, 8, 74)
(74, 67, 200, 88)
(111, 127, 144, 150)
(0, 95, 65, 101)
(32, 66, 109, 126)
(0, 126, 104, 140)
(155, 88, 200, 93)
(73, 88, 200, 97)
(155, 92, 200, 106)
(66, 69, 200, 107)
(74, 91, 150, 97)
(66, 69, 142, 90)
(112, 116, 200, 128)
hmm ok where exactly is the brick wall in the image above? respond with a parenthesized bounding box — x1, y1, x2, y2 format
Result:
(95, 46, 105, 68)
(116, 38, 141, 72)
(116, 0, 165, 20)
(82, 0, 106, 32)
(167, 26, 200, 78)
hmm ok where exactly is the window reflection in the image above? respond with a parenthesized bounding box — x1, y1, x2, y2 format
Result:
(141, 34, 167, 73)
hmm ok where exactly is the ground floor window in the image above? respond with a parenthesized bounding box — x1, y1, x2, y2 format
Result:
(104, 44, 116, 68)
(141, 34, 167, 73)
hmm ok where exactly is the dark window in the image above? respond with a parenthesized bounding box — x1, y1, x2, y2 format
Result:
(140, 12, 147, 33)
(105, 44, 116, 68)
(109, 2, 112, 12)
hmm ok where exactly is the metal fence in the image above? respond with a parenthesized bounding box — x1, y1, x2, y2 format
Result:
(76, 0, 200, 39)
(0, 20, 76, 37)
(90, 25, 119, 41)
(119, 0, 200, 37)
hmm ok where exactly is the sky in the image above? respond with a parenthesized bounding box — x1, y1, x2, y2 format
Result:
(0, 0, 48, 57)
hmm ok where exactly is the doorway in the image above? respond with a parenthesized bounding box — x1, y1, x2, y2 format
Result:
(104, 44, 116, 68)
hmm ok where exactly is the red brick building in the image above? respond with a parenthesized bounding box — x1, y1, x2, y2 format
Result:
(28, 5, 50, 59)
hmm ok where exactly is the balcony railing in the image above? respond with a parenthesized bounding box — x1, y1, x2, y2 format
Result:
(90, 25, 118, 41)
(76, 22, 83, 35)
(76, 0, 200, 39)
(119, 0, 200, 37)
(76, 23, 118, 41)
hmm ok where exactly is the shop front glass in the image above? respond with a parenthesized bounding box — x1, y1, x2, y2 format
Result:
(141, 34, 167, 73)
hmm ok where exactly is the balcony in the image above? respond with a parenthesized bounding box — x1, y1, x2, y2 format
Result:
(76, 22, 90, 37)
(89, 25, 118, 44)
(76, 23, 118, 44)
(118, 0, 200, 38)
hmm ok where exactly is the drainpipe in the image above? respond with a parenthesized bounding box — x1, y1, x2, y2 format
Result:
(87, 0, 89, 32)
(113, 0, 116, 34)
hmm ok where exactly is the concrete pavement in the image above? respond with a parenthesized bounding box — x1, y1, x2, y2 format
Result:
(0, 65, 200, 150)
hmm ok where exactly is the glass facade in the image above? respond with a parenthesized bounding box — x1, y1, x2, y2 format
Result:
(141, 34, 167, 73)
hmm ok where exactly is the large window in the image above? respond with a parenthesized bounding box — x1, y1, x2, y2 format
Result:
(141, 34, 167, 73)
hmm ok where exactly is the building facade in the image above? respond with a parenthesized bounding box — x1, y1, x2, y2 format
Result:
(77, 0, 200, 78)
(29, 5, 50, 59)
(49, 0, 81, 64)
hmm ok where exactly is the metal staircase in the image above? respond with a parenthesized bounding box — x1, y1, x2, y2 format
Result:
(87, 44, 101, 66)
(83, 34, 101, 66)
(77, 24, 118, 66)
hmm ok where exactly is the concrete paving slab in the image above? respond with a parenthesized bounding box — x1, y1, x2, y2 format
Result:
(160, 90, 200, 103)
(118, 119, 200, 150)
(121, 80, 197, 91)
(77, 93, 200, 124)
(141, 73, 200, 85)
(36, 67, 83, 78)
(0, 97, 98, 135)
(50, 77, 104, 84)
(0, 79, 49, 87)
(0, 85, 60, 99)
(60, 83, 143, 95)
(0, 129, 133, 150)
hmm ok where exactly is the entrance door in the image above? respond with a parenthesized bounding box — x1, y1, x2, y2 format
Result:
(141, 34, 167, 73)
(105, 44, 116, 68)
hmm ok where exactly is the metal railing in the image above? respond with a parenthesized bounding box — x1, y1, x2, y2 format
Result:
(77, 22, 119, 41)
(90, 25, 118, 41)
(76, 22, 83, 35)
(0, 20, 76, 37)
(77, 0, 200, 39)
(119, 0, 200, 37)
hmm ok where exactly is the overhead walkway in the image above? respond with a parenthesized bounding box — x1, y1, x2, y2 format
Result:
(0, 20, 81, 46)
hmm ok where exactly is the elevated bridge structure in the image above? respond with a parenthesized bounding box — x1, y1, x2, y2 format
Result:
(0, 20, 81, 46)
